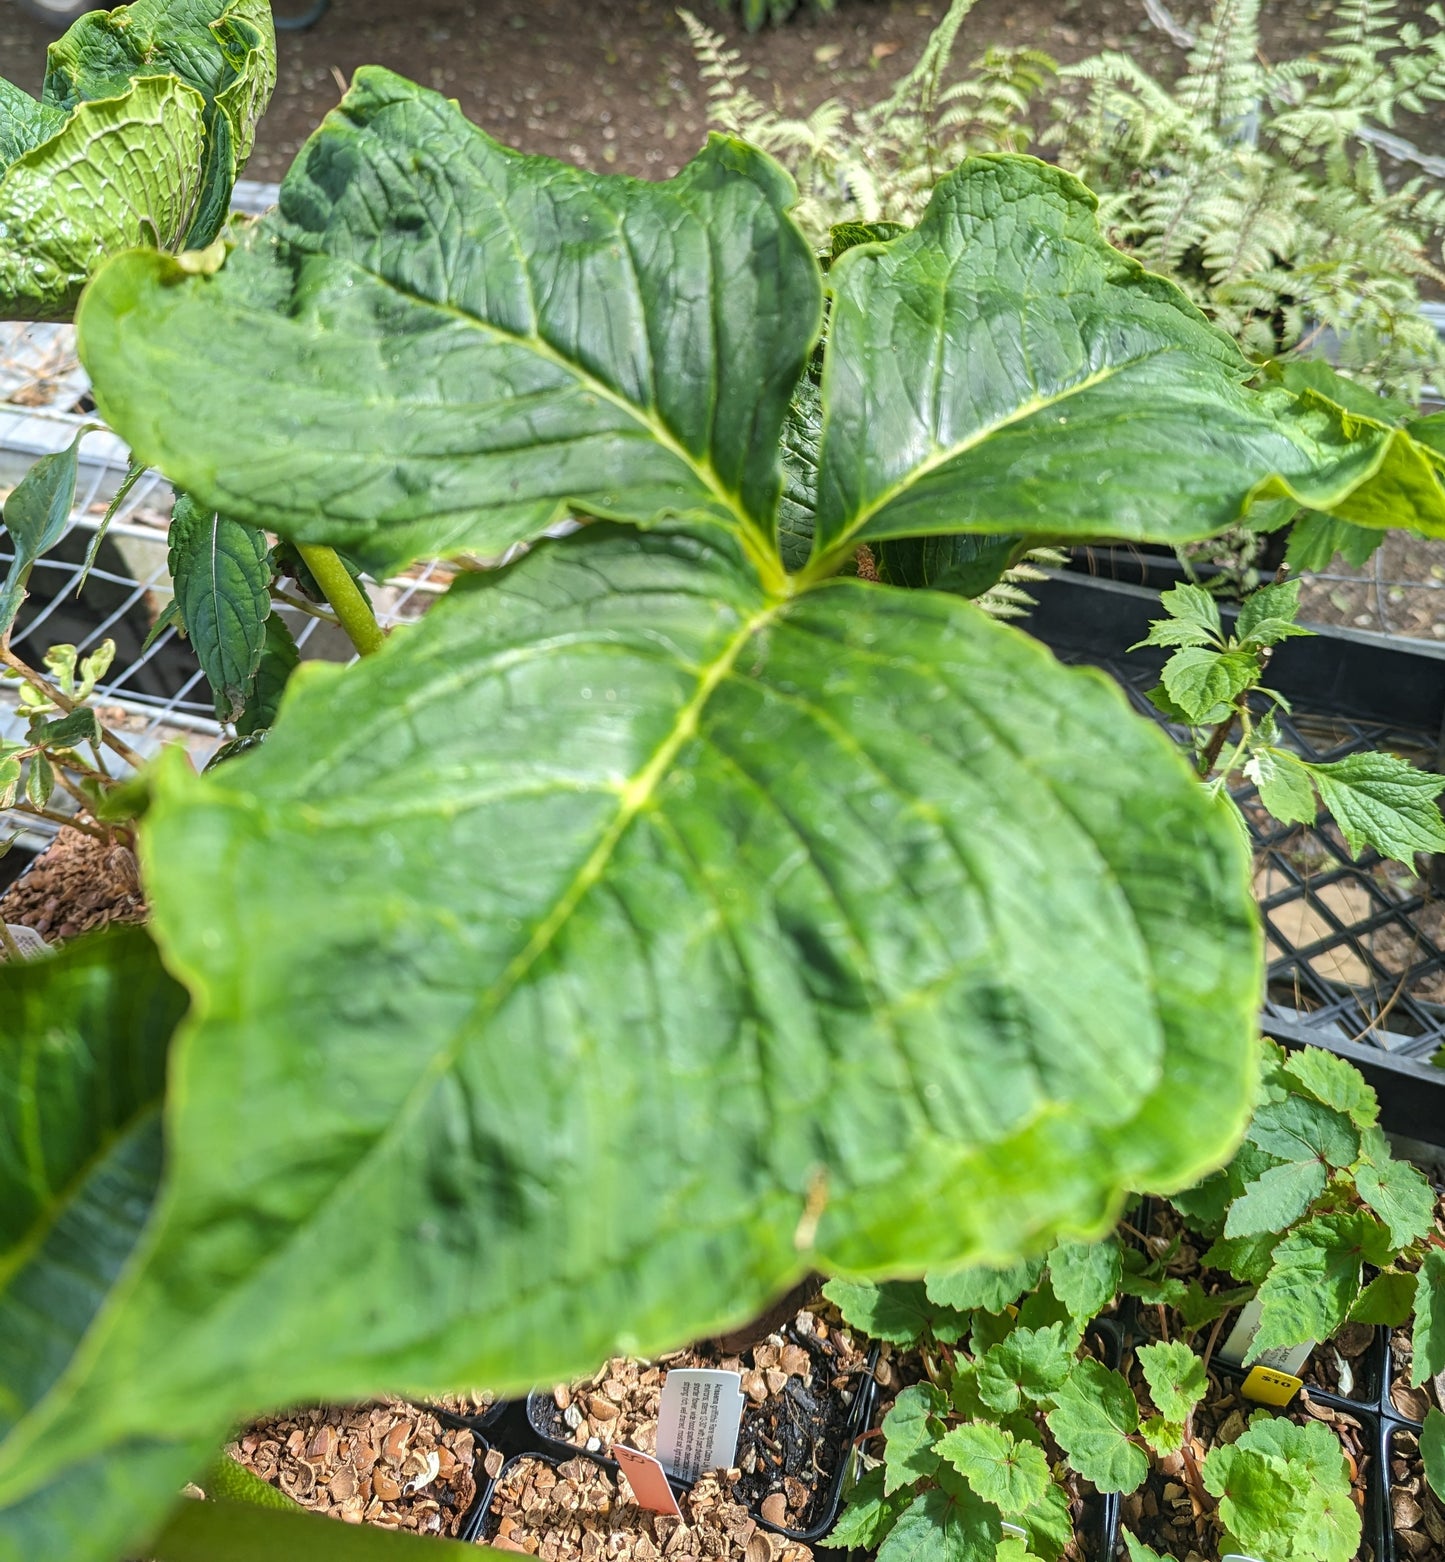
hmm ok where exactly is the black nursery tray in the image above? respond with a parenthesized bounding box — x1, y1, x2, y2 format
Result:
(1023, 571, 1445, 1147)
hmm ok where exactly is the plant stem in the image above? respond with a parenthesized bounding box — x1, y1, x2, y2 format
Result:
(12, 803, 111, 842)
(0, 641, 148, 773)
(295, 545, 386, 657)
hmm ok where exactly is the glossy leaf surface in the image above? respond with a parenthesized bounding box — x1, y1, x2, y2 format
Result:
(79, 68, 822, 577)
(810, 158, 1445, 569)
(0, 526, 1259, 1554)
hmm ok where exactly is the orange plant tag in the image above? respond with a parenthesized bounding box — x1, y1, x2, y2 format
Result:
(614, 1446, 683, 1517)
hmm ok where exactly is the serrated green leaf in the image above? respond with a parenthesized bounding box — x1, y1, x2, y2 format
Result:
(1349, 1270, 1416, 1326)
(1119, 1270, 1189, 1308)
(1413, 1250, 1445, 1387)
(1249, 1094, 1359, 1170)
(1307, 752, 1445, 866)
(824, 1465, 911, 1550)
(1140, 1415, 1184, 1456)
(1203, 1415, 1360, 1562)
(1422, 1408, 1445, 1501)
(1133, 584, 1223, 651)
(0, 437, 83, 635)
(0, 81, 65, 169)
(1252, 1212, 1396, 1360)
(875, 1469, 1003, 1562)
(1121, 1534, 1167, 1562)
(1286, 510, 1384, 573)
(1234, 578, 1312, 650)
(0, 928, 187, 1437)
(1045, 1239, 1122, 1324)
(823, 1280, 972, 1347)
(78, 70, 824, 577)
(1160, 646, 1259, 726)
(1282, 1048, 1379, 1129)
(935, 1423, 1050, 1514)
(1137, 1340, 1206, 1424)
(926, 1257, 1046, 1315)
(1176, 1282, 1254, 1333)
(1014, 1479, 1072, 1562)
(1203, 1230, 1278, 1285)
(28, 708, 100, 753)
(976, 1325, 1076, 1414)
(882, 1383, 949, 1495)
(234, 613, 300, 739)
(0, 527, 1263, 1555)
(1246, 746, 1319, 827)
(1223, 1158, 1328, 1239)
(1045, 1359, 1146, 1494)
(167, 495, 271, 724)
(1354, 1127, 1435, 1249)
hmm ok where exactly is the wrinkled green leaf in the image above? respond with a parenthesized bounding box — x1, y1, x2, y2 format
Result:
(875, 1470, 1002, 1562)
(809, 159, 1445, 569)
(1247, 745, 1320, 826)
(1252, 1212, 1395, 1360)
(0, 437, 84, 635)
(976, 1324, 1075, 1414)
(167, 495, 271, 723)
(1413, 1250, 1445, 1388)
(1045, 1360, 1146, 1494)
(27, 709, 101, 752)
(822, 1280, 970, 1347)
(0, 527, 1262, 1554)
(0, 929, 187, 1437)
(1223, 1158, 1328, 1239)
(936, 1423, 1049, 1514)
(0, 82, 64, 169)
(1046, 1238, 1122, 1323)
(1282, 1048, 1378, 1129)
(78, 69, 823, 578)
(1160, 647, 1258, 726)
(1135, 583, 1222, 651)
(1137, 1340, 1205, 1424)
(1307, 752, 1445, 866)
(1234, 578, 1312, 650)
(883, 1384, 949, 1495)
(926, 1257, 1045, 1315)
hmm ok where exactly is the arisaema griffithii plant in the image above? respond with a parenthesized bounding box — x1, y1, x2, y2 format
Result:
(2, 62, 1445, 1562)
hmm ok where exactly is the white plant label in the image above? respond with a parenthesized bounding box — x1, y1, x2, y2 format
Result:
(1217, 1297, 1312, 1376)
(0, 924, 47, 962)
(655, 1368, 745, 1484)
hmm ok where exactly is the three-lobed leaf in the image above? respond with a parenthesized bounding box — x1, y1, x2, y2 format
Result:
(1353, 1126, 1435, 1249)
(1252, 1211, 1396, 1360)
(1136, 1339, 1206, 1426)
(882, 1384, 949, 1495)
(976, 1325, 1075, 1414)
(1046, 1238, 1122, 1324)
(935, 1423, 1050, 1514)
(1045, 1359, 1147, 1494)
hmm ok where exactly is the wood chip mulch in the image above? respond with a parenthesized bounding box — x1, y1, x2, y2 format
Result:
(227, 1399, 499, 1536)
(534, 1308, 868, 1532)
(0, 825, 144, 943)
(487, 1455, 815, 1562)
(1391, 1426, 1445, 1558)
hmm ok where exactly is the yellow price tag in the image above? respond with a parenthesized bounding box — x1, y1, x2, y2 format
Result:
(1241, 1365, 1303, 1406)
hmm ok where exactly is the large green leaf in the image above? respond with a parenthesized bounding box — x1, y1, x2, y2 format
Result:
(808, 157, 1445, 571)
(0, 0, 274, 320)
(0, 928, 187, 1436)
(78, 68, 822, 578)
(0, 525, 1260, 1557)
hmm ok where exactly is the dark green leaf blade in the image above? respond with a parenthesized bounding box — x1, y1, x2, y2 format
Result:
(1044, 1360, 1147, 1494)
(0, 928, 187, 1436)
(821, 1279, 970, 1346)
(1414, 1250, 1445, 1387)
(875, 1470, 1002, 1562)
(234, 613, 300, 737)
(811, 158, 1445, 568)
(1252, 1212, 1396, 1360)
(0, 437, 83, 634)
(0, 527, 1260, 1549)
(1222, 1159, 1328, 1239)
(1306, 753, 1445, 866)
(167, 495, 271, 723)
(78, 69, 824, 575)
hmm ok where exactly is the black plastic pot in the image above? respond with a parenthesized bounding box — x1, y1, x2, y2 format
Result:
(522, 1346, 879, 1544)
(1022, 571, 1445, 1148)
(423, 1395, 508, 1436)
